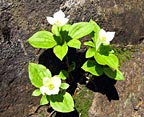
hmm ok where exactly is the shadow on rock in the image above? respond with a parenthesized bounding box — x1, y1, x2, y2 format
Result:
(38, 48, 86, 90)
(86, 75, 119, 101)
(38, 49, 67, 75)
(38, 49, 86, 116)
(47, 106, 79, 117)
(55, 109, 79, 117)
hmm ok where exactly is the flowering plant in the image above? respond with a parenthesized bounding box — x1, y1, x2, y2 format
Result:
(27, 10, 124, 113)
(40, 76, 61, 95)
(28, 63, 74, 112)
(47, 10, 69, 26)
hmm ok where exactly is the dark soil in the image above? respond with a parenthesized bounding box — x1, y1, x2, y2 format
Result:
(0, 0, 144, 117)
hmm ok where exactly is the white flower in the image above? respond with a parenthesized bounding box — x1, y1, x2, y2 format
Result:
(99, 29, 115, 45)
(40, 76, 61, 95)
(46, 10, 69, 26)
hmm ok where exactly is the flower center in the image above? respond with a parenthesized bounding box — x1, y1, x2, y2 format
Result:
(101, 36, 106, 42)
(55, 20, 61, 26)
(48, 83, 55, 90)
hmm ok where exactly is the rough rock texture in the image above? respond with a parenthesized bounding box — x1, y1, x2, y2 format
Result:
(0, 0, 63, 117)
(61, 0, 144, 44)
(88, 46, 144, 117)
(0, 0, 144, 117)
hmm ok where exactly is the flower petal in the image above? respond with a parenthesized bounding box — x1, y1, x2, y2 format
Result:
(99, 29, 106, 39)
(45, 87, 60, 95)
(47, 17, 55, 25)
(40, 76, 61, 95)
(40, 86, 48, 95)
(53, 10, 65, 19)
(52, 76, 61, 88)
(59, 18, 69, 26)
(42, 77, 50, 85)
(106, 32, 115, 42)
(99, 29, 115, 45)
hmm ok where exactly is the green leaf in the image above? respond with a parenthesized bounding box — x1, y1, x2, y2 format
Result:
(28, 63, 52, 88)
(94, 53, 119, 69)
(68, 61, 76, 72)
(52, 26, 63, 45)
(62, 24, 71, 32)
(40, 95, 49, 105)
(58, 70, 69, 80)
(84, 41, 95, 47)
(32, 89, 41, 96)
(50, 92, 74, 113)
(115, 69, 124, 80)
(60, 83, 70, 89)
(103, 67, 124, 80)
(81, 60, 103, 76)
(90, 19, 100, 33)
(61, 24, 72, 42)
(86, 48, 96, 58)
(53, 42, 68, 61)
(67, 39, 81, 49)
(91, 31, 101, 51)
(99, 45, 113, 55)
(90, 20, 101, 50)
(27, 31, 57, 48)
(69, 22, 94, 39)
(52, 25, 60, 36)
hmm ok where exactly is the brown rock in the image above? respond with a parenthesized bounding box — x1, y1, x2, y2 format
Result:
(0, 0, 144, 117)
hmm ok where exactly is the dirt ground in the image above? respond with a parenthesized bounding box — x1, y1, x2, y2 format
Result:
(0, 0, 144, 117)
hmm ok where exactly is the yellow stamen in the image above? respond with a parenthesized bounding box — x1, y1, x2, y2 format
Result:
(48, 83, 55, 90)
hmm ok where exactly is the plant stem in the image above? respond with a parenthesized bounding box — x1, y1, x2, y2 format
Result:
(57, 26, 63, 44)
(66, 55, 70, 68)
(48, 110, 55, 117)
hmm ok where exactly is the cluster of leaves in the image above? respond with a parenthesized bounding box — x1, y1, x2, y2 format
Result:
(28, 22, 93, 61)
(81, 20, 124, 80)
(28, 20, 124, 80)
(27, 11, 124, 113)
(29, 63, 74, 112)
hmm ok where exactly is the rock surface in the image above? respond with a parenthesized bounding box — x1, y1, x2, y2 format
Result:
(62, 0, 144, 44)
(0, 0, 144, 117)
(88, 47, 144, 117)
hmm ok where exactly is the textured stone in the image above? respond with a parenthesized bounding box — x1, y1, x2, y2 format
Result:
(0, 0, 144, 116)
(61, 0, 144, 44)
(88, 51, 144, 117)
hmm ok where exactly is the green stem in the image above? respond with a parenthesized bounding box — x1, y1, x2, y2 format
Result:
(96, 41, 102, 51)
(57, 26, 63, 44)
